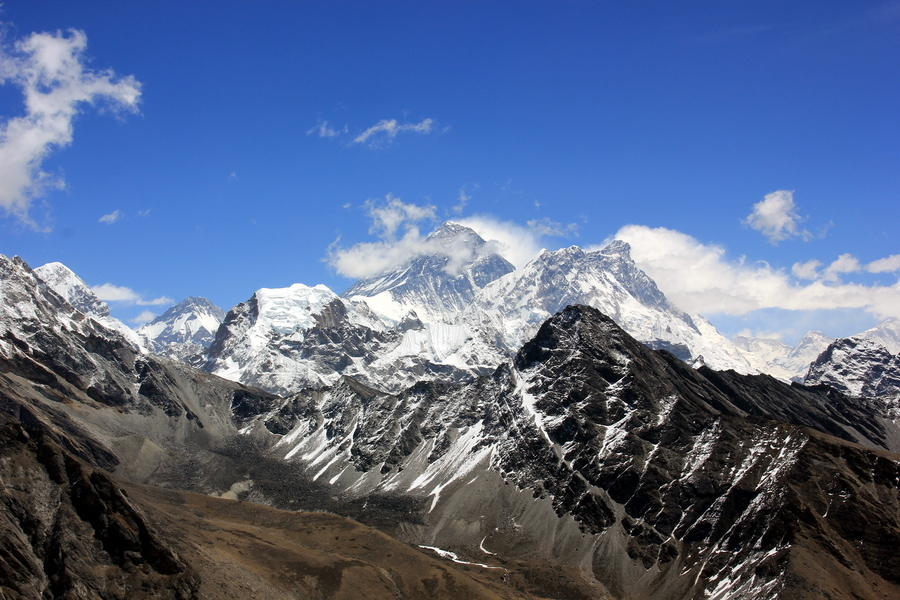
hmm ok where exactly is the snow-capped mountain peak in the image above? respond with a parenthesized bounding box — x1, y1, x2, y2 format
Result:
(34, 262, 111, 319)
(733, 330, 834, 382)
(342, 221, 515, 323)
(136, 296, 225, 362)
(463, 240, 751, 372)
(33, 261, 144, 350)
(853, 317, 900, 354)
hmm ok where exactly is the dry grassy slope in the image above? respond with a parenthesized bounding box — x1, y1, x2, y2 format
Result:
(122, 482, 559, 600)
(0, 412, 563, 600)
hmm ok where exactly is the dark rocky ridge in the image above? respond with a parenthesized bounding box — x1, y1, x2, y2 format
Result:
(235, 306, 900, 599)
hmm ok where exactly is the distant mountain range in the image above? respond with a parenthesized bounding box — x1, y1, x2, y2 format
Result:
(28, 222, 900, 394)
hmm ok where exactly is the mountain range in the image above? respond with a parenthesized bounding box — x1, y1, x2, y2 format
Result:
(2, 221, 900, 599)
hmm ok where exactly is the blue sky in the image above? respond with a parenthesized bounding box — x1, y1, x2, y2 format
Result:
(1, 1, 898, 344)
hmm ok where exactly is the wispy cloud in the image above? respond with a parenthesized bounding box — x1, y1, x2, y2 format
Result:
(307, 116, 442, 148)
(0, 26, 141, 228)
(352, 118, 436, 147)
(526, 217, 579, 238)
(366, 194, 436, 240)
(452, 185, 473, 215)
(306, 119, 347, 138)
(98, 209, 123, 224)
(91, 283, 171, 306)
(612, 224, 900, 320)
(743, 190, 812, 244)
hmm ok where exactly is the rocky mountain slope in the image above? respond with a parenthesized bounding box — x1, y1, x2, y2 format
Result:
(233, 305, 900, 600)
(853, 317, 900, 354)
(0, 414, 541, 600)
(203, 281, 503, 395)
(459, 241, 751, 371)
(137, 296, 225, 364)
(5, 251, 900, 599)
(731, 319, 900, 385)
(0, 414, 200, 600)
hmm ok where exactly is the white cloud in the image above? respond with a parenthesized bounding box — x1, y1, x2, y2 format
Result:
(91, 283, 171, 306)
(129, 310, 157, 325)
(868, 254, 900, 273)
(0, 27, 141, 228)
(329, 230, 438, 279)
(613, 224, 900, 320)
(793, 254, 899, 283)
(735, 328, 792, 341)
(328, 225, 492, 280)
(821, 253, 862, 282)
(743, 190, 811, 244)
(306, 119, 347, 138)
(352, 118, 435, 147)
(791, 259, 822, 280)
(98, 209, 123, 224)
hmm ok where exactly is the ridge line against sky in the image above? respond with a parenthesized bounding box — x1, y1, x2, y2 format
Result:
(0, 2, 897, 344)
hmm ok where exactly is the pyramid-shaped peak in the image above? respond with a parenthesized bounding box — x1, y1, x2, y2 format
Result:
(151, 296, 224, 322)
(426, 221, 487, 244)
(600, 239, 632, 258)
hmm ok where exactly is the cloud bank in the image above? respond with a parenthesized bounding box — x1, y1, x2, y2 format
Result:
(129, 310, 158, 326)
(613, 224, 900, 320)
(0, 26, 141, 227)
(327, 195, 438, 279)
